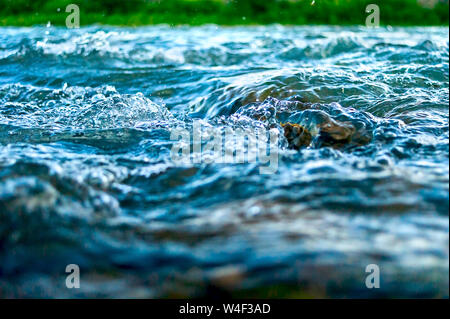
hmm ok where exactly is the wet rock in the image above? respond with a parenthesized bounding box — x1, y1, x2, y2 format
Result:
(281, 122, 312, 149)
(237, 97, 375, 149)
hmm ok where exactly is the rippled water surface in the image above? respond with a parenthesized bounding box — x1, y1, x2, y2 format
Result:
(0, 25, 448, 298)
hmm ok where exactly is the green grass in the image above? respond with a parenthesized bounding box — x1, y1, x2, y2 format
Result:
(0, 0, 448, 26)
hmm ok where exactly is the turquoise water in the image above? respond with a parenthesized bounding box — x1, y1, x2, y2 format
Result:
(0, 25, 448, 298)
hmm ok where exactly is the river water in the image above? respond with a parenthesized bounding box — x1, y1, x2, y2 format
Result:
(0, 25, 448, 298)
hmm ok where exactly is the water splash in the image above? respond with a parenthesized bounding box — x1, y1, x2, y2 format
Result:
(0, 25, 448, 298)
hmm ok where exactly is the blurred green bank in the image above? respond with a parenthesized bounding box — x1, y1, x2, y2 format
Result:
(0, 0, 448, 26)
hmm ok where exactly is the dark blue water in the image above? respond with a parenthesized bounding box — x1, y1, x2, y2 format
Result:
(0, 25, 448, 298)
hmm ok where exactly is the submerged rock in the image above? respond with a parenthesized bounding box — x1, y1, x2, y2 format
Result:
(281, 122, 312, 149)
(236, 97, 376, 149)
(280, 108, 370, 149)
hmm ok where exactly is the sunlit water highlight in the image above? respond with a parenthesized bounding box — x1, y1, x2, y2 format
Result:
(0, 25, 448, 298)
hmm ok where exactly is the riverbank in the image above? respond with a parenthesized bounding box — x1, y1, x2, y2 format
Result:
(0, 0, 448, 26)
